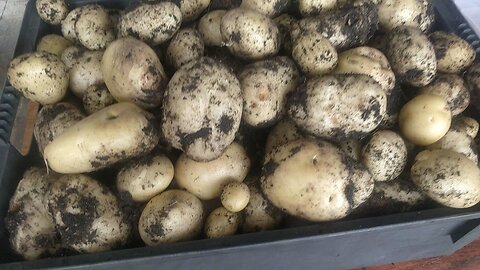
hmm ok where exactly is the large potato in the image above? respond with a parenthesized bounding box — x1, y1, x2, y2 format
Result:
(102, 38, 167, 109)
(166, 28, 205, 70)
(261, 139, 374, 221)
(292, 32, 338, 76)
(198, 10, 227, 47)
(7, 52, 68, 105)
(430, 31, 476, 74)
(44, 102, 159, 174)
(162, 57, 242, 161)
(36, 34, 72, 57)
(36, 0, 68, 25)
(377, 0, 434, 32)
(288, 74, 387, 140)
(75, 5, 115, 50)
(240, 0, 289, 17)
(69, 50, 104, 98)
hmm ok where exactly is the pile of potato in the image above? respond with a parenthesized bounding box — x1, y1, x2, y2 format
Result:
(5, 0, 480, 261)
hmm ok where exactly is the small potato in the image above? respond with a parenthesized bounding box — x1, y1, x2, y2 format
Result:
(75, 5, 115, 50)
(34, 102, 85, 155)
(198, 10, 227, 47)
(242, 183, 283, 233)
(44, 102, 160, 174)
(69, 50, 104, 98)
(61, 46, 84, 69)
(117, 154, 174, 203)
(240, 0, 289, 17)
(377, 0, 434, 32)
(167, 28, 205, 70)
(205, 207, 240, 239)
(175, 142, 251, 200)
(240, 56, 300, 127)
(466, 63, 480, 112)
(7, 52, 69, 105)
(221, 182, 250, 212)
(362, 130, 407, 182)
(138, 189, 203, 245)
(265, 118, 304, 155)
(339, 139, 362, 161)
(119, 2, 182, 45)
(273, 14, 296, 52)
(82, 84, 116, 114)
(221, 8, 280, 60)
(399, 94, 451, 146)
(61, 8, 82, 42)
(36, 0, 68, 25)
(430, 31, 476, 74)
(418, 74, 470, 116)
(411, 149, 480, 208)
(386, 26, 437, 87)
(298, 0, 338, 17)
(36, 34, 72, 57)
(292, 32, 338, 76)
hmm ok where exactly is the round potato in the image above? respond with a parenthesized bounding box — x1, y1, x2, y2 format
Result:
(82, 84, 116, 114)
(7, 52, 69, 105)
(292, 32, 338, 76)
(242, 183, 283, 233)
(240, 56, 300, 127)
(102, 37, 167, 109)
(430, 31, 476, 74)
(162, 57, 242, 161)
(204, 207, 240, 239)
(298, 0, 338, 16)
(386, 26, 437, 87)
(399, 94, 451, 146)
(69, 50, 104, 98)
(36, 34, 72, 57)
(221, 182, 250, 212)
(411, 149, 480, 208)
(261, 139, 374, 221)
(377, 0, 434, 32)
(198, 10, 227, 47)
(117, 154, 174, 203)
(167, 28, 205, 70)
(61, 46, 84, 69)
(36, 0, 68, 25)
(240, 0, 289, 17)
(138, 190, 203, 245)
(175, 142, 251, 200)
(75, 5, 115, 50)
(221, 8, 280, 60)
(265, 118, 304, 155)
(339, 139, 362, 161)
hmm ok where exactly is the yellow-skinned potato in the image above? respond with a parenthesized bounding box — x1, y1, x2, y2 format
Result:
(377, 0, 434, 32)
(44, 102, 159, 174)
(36, 34, 72, 57)
(292, 32, 338, 76)
(430, 31, 476, 74)
(220, 182, 250, 212)
(205, 207, 240, 239)
(265, 118, 304, 155)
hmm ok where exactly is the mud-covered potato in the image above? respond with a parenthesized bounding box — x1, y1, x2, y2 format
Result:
(240, 56, 300, 127)
(339, 139, 362, 161)
(167, 0, 210, 21)
(265, 118, 304, 154)
(362, 130, 407, 182)
(7, 52, 69, 105)
(298, 0, 338, 17)
(102, 38, 167, 109)
(242, 183, 283, 233)
(61, 7, 82, 42)
(82, 84, 116, 114)
(119, 2, 182, 45)
(37, 34, 72, 57)
(36, 0, 68, 25)
(386, 26, 437, 87)
(198, 10, 227, 47)
(288, 74, 387, 140)
(430, 31, 476, 74)
(175, 142, 251, 200)
(162, 57, 242, 161)
(411, 149, 480, 208)
(261, 139, 374, 221)
(167, 28, 205, 70)
(418, 74, 470, 116)
(74, 5, 115, 50)
(292, 32, 338, 76)
(240, 0, 289, 17)
(220, 182, 250, 212)
(381, 84, 407, 128)
(61, 46, 84, 69)
(34, 102, 85, 155)
(221, 8, 280, 60)
(273, 14, 296, 52)
(204, 207, 240, 238)
(44, 102, 159, 174)
(377, 0, 434, 32)
(138, 190, 203, 245)
(69, 50, 104, 98)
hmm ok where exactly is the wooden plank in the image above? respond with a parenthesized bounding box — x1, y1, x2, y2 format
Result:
(9, 97, 38, 156)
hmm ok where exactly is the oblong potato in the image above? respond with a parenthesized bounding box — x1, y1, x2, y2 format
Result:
(430, 31, 476, 74)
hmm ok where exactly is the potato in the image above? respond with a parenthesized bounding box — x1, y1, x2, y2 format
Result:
(62, 7, 83, 42)
(167, 28, 205, 70)
(7, 52, 69, 105)
(44, 102, 159, 174)
(466, 63, 480, 112)
(377, 0, 434, 32)
(75, 5, 115, 50)
(288, 74, 387, 140)
(5, 167, 59, 260)
(102, 38, 167, 109)
(175, 142, 251, 200)
(242, 183, 283, 233)
(162, 57, 242, 161)
(47, 174, 130, 253)
(198, 10, 227, 47)
(429, 31, 476, 74)
(205, 207, 240, 239)
(339, 139, 362, 161)
(333, 46, 395, 94)
(37, 34, 72, 57)
(273, 14, 296, 52)
(82, 84, 116, 114)
(240, 0, 289, 17)
(452, 116, 479, 139)
(36, 0, 68, 25)
(298, 0, 338, 17)
(119, 2, 182, 45)
(117, 154, 174, 203)
(164, 0, 210, 21)
(261, 139, 374, 221)
(361, 130, 407, 182)
(418, 74, 470, 116)
(221, 8, 280, 60)
(385, 26, 437, 87)
(411, 149, 480, 208)
(69, 50, 104, 98)
(34, 102, 85, 155)
(399, 94, 451, 146)
(240, 56, 300, 127)
(61, 46, 84, 69)
(265, 118, 305, 155)
(221, 182, 250, 212)
(292, 32, 338, 76)
(138, 190, 203, 245)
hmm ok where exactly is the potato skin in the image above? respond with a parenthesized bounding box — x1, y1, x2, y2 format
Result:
(288, 74, 387, 140)
(162, 57, 242, 161)
(36, 0, 68, 25)
(430, 31, 476, 74)
(240, 0, 289, 17)
(242, 184, 283, 233)
(82, 84, 116, 114)
(69, 50, 104, 98)
(265, 118, 304, 155)
(377, 0, 434, 32)
(44, 102, 160, 174)
(292, 32, 338, 76)
(198, 10, 227, 47)
(75, 5, 115, 50)
(61, 8, 82, 42)
(37, 34, 72, 57)
(298, 0, 338, 17)
(61, 46, 84, 69)
(7, 52, 69, 105)
(220, 182, 250, 212)
(411, 150, 480, 208)
(205, 207, 240, 239)
(167, 28, 205, 70)
(168, 0, 210, 21)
